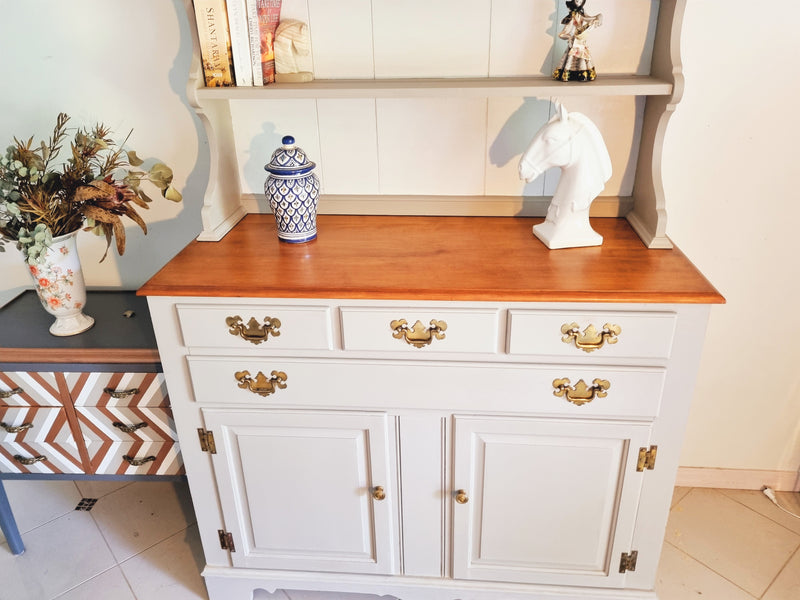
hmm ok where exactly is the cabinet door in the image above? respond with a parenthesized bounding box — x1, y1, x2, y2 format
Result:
(452, 416, 650, 587)
(202, 409, 397, 574)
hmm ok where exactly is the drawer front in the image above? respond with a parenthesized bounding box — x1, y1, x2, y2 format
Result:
(177, 304, 333, 350)
(0, 372, 63, 407)
(76, 406, 177, 443)
(66, 372, 169, 407)
(341, 307, 500, 354)
(87, 440, 184, 475)
(0, 439, 84, 474)
(188, 357, 665, 418)
(1, 406, 73, 444)
(507, 310, 677, 359)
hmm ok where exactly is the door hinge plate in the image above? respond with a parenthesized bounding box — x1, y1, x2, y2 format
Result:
(619, 550, 638, 573)
(218, 529, 235, 552)
(636, 445, 657, 472)
(198, 428, 217, 454)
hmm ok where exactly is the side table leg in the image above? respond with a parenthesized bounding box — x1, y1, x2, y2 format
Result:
(0, 481, 24, 555)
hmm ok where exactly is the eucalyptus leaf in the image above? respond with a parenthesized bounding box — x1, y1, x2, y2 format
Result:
(126, 150, 144, 167)
(164, 186, 182, 202)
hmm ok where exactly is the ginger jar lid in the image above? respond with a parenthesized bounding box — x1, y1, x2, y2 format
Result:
(265, 135, 316, 176)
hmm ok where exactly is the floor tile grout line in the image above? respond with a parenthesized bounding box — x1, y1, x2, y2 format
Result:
(719, 488, 800, 537)
(757, 541, 800, 600)
(48, 563, 135, 600)
(662, 540, 760, 599)
(116, 522, 197, 568)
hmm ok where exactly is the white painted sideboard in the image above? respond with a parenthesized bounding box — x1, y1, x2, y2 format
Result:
(140, 215, 724, 599)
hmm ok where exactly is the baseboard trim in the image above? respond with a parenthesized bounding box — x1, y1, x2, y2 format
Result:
(676, 467, 800, 492)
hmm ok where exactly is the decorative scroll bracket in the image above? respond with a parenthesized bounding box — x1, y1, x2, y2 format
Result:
(226, 315, 282, 345)
(552, 378, 610, 406)
(235, 370, 288, 397)
(390, 319, 447, 348)
(561, 322, 621, 353)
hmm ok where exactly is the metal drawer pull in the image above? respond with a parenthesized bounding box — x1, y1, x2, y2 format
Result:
(552, 378, 610, 406)
(390, 319, 447, 348)
(13, 454, 47, 465)
(104, 387, 140, 399)
(235, 370, 288, 397)
(561, 322, 621, 352)
(226, 315, 281, 345)
(455, 489, 469, 504)
(122, 455, 156, 466)
(1, 422, 33, 433)
(112, 421, 149, 434)
(372, 486, 386, 501)
(0, 387, 24, 399)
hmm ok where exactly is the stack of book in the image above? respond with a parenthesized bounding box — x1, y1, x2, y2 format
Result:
(192, 0, 283, 87)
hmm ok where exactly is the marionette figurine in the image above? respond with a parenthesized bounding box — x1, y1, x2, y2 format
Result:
(553, 0, 603, 82)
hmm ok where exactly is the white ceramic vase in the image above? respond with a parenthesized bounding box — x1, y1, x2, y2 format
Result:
(25, 230, 94, 336)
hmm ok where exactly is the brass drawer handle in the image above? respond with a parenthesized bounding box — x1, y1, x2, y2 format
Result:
(561, 322, 621, 353)
(1, 422, 33, 433)
(104, 387, 140, 399)
(112, 421, 149, 434)
(235, 370, 288, 397)
(552, 378, 610, 406)
(0, 387, 24, 399)
(390, 319, 447, 348)
(13, 454, 47, 465)
(372, 486, 386, 501)
(455, 489, 469, 504)
(226, 315, 281, 345)
(122, 455, 156, 466)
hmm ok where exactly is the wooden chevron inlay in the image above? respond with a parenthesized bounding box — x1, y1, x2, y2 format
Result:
(65, 372, 169, 408)
(0, 372, 63, 407)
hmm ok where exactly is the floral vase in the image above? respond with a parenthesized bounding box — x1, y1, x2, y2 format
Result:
(25, 230, 94, 336)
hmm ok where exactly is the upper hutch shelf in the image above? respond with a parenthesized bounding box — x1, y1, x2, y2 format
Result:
(185, 0, 686, 250)
(195, 75, 673, 100)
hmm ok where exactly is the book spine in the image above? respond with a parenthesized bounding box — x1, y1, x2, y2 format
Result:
(255, 0, 282, 84)
(225, 0, 254, 86)
(192, 0, 235, 87)
(245, 0, 264, 86)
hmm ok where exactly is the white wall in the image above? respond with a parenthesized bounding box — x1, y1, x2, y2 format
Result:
(1, 0, 798, 478)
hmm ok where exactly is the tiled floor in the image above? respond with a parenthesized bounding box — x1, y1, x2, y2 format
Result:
(1, 481, 799, 599)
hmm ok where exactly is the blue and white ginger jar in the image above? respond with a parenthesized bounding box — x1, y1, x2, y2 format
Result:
(264, 135, 320, 243)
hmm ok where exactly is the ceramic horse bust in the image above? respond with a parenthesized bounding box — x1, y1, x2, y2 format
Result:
(518, 103, 612, 249)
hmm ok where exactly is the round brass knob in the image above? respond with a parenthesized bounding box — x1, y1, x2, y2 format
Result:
(372, 486, 386, 501)
(455, 489, 469, 504)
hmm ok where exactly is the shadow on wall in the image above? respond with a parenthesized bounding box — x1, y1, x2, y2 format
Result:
(111, 0, 209, 287)
(245, 121, 281, 214)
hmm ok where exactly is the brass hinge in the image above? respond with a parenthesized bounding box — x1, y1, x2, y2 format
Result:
(636, 445, 657, 472)
(619, 550, 638, 573)
(198, 428, 217, 454)
(218, 529, 235, 552)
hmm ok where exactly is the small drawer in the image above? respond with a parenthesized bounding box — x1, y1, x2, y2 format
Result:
(0, 441, 84, 474)
(177, 304, 333, 350)
(0, 372, 63, 407)
(1, 406, 71, 443)
(87, 440, 184, 476)
(187, 357, 664, 418)
(67, 372, 169, 408)
(341, 307, 500, 353)
(77, 406, 177, 443)
(507, 310, 677, 359)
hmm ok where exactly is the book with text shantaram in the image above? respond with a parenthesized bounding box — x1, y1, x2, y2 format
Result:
(192, 0, 235, 87)
(225, 0, 254, 86)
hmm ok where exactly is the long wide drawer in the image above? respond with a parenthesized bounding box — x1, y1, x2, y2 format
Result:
(76, 406, 177, 443)
(65, 372, 169, 408)
(187, 357, 665, 418)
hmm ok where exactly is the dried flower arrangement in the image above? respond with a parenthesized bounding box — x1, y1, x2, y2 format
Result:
(0, 113, 181, 264)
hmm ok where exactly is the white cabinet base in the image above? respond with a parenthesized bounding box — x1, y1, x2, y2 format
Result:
(203, 567, 659, 600)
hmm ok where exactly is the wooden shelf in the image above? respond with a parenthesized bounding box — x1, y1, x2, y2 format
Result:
(195, 75, 672, 100)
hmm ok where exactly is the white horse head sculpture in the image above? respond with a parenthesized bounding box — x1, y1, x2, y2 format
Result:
(518, 103, 612, 249)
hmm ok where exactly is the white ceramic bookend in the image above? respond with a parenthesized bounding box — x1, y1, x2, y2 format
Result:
(274, 19, 313, 83)
(518, 103, 612, 249)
